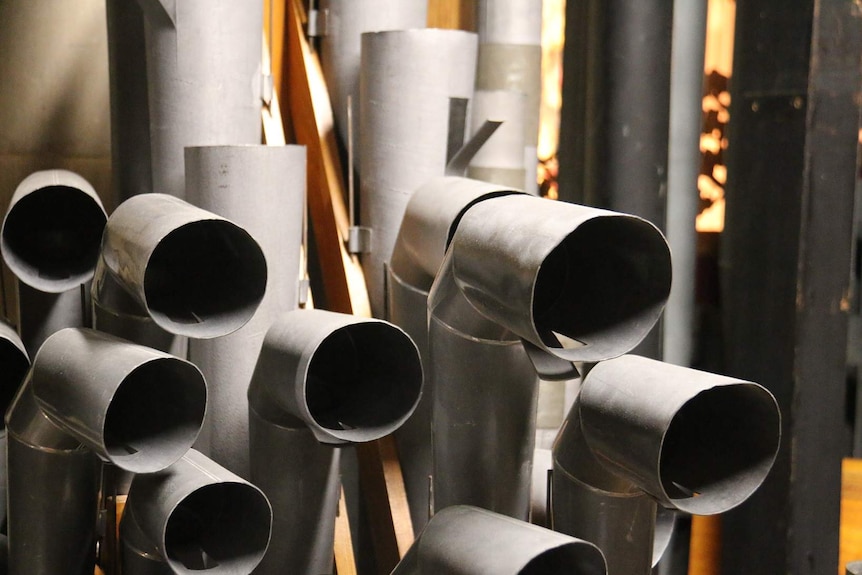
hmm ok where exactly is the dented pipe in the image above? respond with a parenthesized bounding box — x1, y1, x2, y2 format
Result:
(551, 355, 781, 575)
(248, 309, 422, 574)
(121, 449, 272, 575)
(5, 328, 206, 575)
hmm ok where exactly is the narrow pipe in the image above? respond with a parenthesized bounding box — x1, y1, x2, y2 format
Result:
(184, 145, 305, 478)
(135, 0, 263, 200)
(0, 320, 29, 532)
(0, 170, 107, 354)
(551, 355, 781, 575)
(428, 193, 672, 518)
(120, 449, 272, 575)
(248, 308, 422, 574)
(5, 328, 207, 575)
(391, 505, 607, 575)
(467, 90, 528, 190)
(359, 29, 478, 316)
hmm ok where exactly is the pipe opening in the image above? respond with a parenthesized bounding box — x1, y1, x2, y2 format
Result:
(1, 186, 106, 292)
(164, 482, 271, 573)
(532, 216, 670, 361)
(104, 359, 206, 472)
(144, 220, 267, 338)
(306, 323, 422, 442)
(519, 542, 607, 575)
(659, 384, 780, 514)
(0, 339, 29, 423)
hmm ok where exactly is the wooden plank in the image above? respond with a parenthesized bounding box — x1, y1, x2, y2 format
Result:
(334, 486, 358, 575)
(841, 459, 862, 574)
(688, 516, 720, 575)
(427, 0, 476, 31)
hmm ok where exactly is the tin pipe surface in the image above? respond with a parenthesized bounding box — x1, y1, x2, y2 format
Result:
(391, 506, 607, 575)
(0, 320, 29, 532)
(121, 449, 272, 575)
(467, 90, 528, 190)
(185, 145, 305, 478)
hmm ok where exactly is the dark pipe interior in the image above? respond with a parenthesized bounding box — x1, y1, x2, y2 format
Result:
(519, 543, 607, 575)
(0, 339, 29, 427)
(659, 384, 780, 514)
(164, 482, 270, 573)
(104, 359, 206, 473)
(2, 186, 105, 289)
(305, 323, 422, 442)
(144, 220, 267, 338)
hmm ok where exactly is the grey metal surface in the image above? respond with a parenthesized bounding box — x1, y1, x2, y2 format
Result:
(0, 319, 29, 531)
(359, 28, 478, 317)
(184, 145, 305, 478)
(121, 449, 272, 575)
(16, 283, 87, 357)
(392, 505, 607, 575)
(849, 561, 862, 575)
(100, 193, 267, 339)
(135, 0, 263, 200)
(466, 90, 527, 189)
(319, 0, 427, 151)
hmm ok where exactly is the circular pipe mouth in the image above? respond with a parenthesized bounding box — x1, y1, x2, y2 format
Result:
(519, 542, 607, 575)
(164, 482, 271, 574)
(658, 383, 780, 514)
(1, 185, 106, 293)
(143, 220, 267, 338)
(0, 338, 29, 426)
(103, 358, 206, 473)
(305, 322, 423, 443)
(531, 216, 671, 362)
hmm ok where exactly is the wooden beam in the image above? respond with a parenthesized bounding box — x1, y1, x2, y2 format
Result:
(427, 0, 476, 31)
(334, 487, 358, 575)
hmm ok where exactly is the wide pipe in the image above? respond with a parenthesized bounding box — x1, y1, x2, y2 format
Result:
(120, 449, 271, 575)
(359, 28, 477, 317)
(5, 328, 207, 575)
(185, 145, 305, 478)
(551, 355, 781, 575)
(98, 193, 267, 339)
(0, 170, 107, 354)
(248, 309, 422, 574)
(135, 0, 263, 200)
(391, 505, 607, 575)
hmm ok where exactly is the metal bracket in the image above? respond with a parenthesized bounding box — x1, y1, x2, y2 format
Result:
(307, 7, 328, 38)
(348, 226, 372, 254)
(297, 277, 310, 307)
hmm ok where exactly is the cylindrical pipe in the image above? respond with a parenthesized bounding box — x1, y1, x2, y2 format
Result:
(359, 28, 478, 317)
(467, 89, 527, 189)
(136, 0, 263, 199)
(99, 193, 267, 339)
(120, 449, 272, 575)
(0, 170, 107, 354)
(248, 308, 422, 574)
(391, 505, 607, 575)
(184, 145, 305, 478)
(0, 320, 29, 532)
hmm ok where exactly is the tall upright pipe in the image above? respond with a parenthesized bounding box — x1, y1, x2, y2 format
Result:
(476, 0, 543, 194)
(248, 309, 422, 575)
(551, 355, 781, 575)
(5, 328, 207, 575)
(184, 145, 305, 478)
(0, 320, 29, 531)
(0, 170, 107, 354)
(359, 29, 478, 317)
(428, 193, 672, 519)
(135, 0, 263, 199)
(121, 449, 272, 575)
(392, 506, 607, 575)
(467, 90, 528, 190)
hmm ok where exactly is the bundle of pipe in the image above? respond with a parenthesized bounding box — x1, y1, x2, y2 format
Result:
(0, 320, 29, 531)
(0, 170, 107, 355)
(427, 192, 672, 520)
(319, 0, 427, 153)
(550, 355, 780, 575)
(388, 176, 524, 529)
(133, 0, 263, 200)
(184, 145, 305, 478)
(121, 449, 272, 574)
(391, 506, 607, 574)
(476, 0, 543, 194)
(359, 28, 478, 317)
(467, 90, 528, 190)
(4, 328, 207, 575)
(247, 309, 422, 574)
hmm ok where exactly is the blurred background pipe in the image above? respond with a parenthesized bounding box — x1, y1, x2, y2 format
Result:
(0, 170, 107, 355)
(5, 328, 207, 575)
(121, 449, 271, 575)
(391, 505, 607, 575)
(248, 309, 422, 575)
(184, 144, 305, 479)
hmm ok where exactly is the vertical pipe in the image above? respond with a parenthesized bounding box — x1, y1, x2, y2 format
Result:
(467, 89, 528, 189)
(184, 145, 305, 478)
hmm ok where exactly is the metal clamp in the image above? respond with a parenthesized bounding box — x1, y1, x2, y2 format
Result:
(348, 226, 372, 255)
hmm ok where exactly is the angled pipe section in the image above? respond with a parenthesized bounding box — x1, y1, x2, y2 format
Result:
(391, 506, 606, 575)
(1, 170, 107, 354)
(551, 355, 781, 575)
(248, 309, 422, 574)
(121, 449, 271, 575)
(5, 328, 206, 575)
